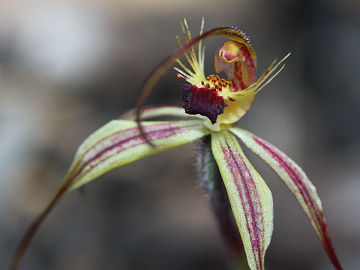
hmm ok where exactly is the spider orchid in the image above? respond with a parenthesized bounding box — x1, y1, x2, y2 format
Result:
(10, 19, 342, 270)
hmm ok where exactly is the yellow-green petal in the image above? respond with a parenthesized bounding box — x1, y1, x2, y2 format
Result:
(65, 120, 208, 190)
(10, 119, 208, 270)
(211, 131, 273, 270)
(230, 127, 343, 270)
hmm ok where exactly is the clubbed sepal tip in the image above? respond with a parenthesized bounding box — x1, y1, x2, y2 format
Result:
(182, 84, 227, 124)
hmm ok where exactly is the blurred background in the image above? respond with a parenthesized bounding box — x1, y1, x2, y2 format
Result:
(1, 0, 359, 269)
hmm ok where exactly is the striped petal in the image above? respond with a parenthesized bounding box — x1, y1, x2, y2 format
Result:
(211, 131, 273, 270)
(230, 127, 343, 270)
(65, 120, 207, 190)
(121, 105, 205, 120)
(10, 120, 208, 270)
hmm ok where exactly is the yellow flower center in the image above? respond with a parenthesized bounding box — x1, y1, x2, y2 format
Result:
(174, 19, 290, 132)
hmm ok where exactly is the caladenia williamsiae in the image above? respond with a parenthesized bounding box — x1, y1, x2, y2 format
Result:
(10, 19, 342, 270)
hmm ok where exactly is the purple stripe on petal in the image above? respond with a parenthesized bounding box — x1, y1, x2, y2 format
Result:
(221, 143, 264, 269)
(252, 135, 343, 270)
(253, 136, 318, 221)
(74, 122, 197, 182)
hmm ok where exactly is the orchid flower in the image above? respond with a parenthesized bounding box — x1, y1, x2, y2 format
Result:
(10, 19, 343, 270)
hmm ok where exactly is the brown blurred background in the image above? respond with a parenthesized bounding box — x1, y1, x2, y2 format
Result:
(1, 0, 359, 269)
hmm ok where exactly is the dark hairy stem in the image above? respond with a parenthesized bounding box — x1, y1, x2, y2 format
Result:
(197, 136, 249, 270)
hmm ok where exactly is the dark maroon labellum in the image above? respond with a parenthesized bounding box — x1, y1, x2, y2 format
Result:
(182, 84, 227, 124)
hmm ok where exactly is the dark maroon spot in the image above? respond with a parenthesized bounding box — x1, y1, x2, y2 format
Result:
(182, 84, 227, 124)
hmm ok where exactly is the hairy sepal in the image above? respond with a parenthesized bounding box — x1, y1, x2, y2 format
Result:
(211, 131, 273, 270)
(231, 127, 343, 270)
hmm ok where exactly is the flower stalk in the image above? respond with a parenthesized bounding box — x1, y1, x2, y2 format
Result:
(198, 136, 249, 269)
